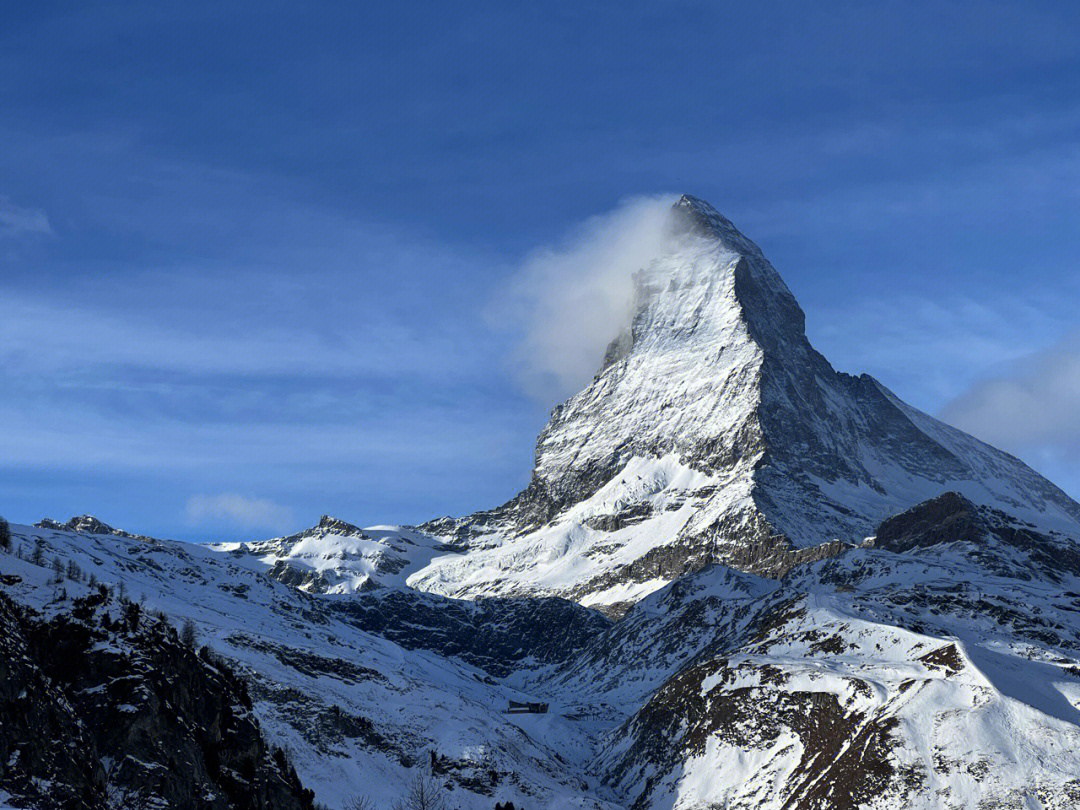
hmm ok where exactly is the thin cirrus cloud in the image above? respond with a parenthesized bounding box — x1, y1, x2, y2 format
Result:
(0, 196, 52, 238)
(185, 493, 295, 532)
(807, 293, 1078, 412)
(0, 286, 429, 379)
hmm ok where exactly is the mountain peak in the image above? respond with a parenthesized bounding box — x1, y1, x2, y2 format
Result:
(412, 198, 1080, 610)
(642, 196, 808, 356)
(37, 514, 123, 536)
(315, 514, 364, 535)
(670, 195, 762, 259)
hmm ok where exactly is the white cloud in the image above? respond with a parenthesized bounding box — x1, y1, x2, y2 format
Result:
(0, 288, 413, 378)
(941, 329, 1080, 456)
(0, 196, 52, 238)
(807, 294, 1077, 411)
(491, 194, 679, 402)
(186, 493, 295, 532)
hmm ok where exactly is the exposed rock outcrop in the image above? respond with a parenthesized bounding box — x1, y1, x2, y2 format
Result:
(0, 590, 316, 810)
(335, 589, 611, 676)
(35, 515, 151, 542)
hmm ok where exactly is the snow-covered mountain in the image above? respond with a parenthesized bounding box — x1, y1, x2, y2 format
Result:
(4, 195, 1080, 809)
(6, 492, 1080, 808)
(0, 519, 615, 809)
(212, 515, 450, 594)
(411, 196, 1080, 613)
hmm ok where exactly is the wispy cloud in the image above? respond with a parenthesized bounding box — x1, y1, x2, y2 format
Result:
(490, 194, 678, 402)
(186, 493, 295, 532)
(0, 196, 52, 238)
(941, 329, 1080, 457)
(0, 286, 440, 380)
(0, 141, 542, 537)
(807, 293, 1077, 412)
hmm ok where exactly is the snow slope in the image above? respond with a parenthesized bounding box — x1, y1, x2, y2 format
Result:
(0, 520, 618, 810)
(5, 498, 1080, 809)
(213, 515, 454, 594)
(613, 552, 1080, 809)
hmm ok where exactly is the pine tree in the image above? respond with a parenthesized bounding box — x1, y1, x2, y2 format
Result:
(0, 517, 10, 551)
(123, 600, 142, 632)
(181, 619, 198, 649)
(52, 556, 64, 583)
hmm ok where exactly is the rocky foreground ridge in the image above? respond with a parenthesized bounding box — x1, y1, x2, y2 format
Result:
(0, 585, 315, 810)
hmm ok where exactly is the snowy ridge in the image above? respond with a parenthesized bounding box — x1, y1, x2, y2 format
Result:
(214, 515, 453, 594)
(597, 569, 1080, 810)
(410, 454, 737, 611)
(0, 520, 620, 809)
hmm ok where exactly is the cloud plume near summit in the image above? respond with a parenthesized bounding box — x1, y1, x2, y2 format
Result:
(492, 194, 679, 403)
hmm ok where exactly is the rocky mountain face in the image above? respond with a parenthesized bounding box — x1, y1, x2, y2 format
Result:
(412, 196, 1080, 612)
(334, 589, 611, 677)
(4, 196, 1080, 810)
(0, 588, 315, 810)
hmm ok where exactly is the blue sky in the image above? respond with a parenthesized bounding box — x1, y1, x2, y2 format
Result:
(2, 1, 1079, 541)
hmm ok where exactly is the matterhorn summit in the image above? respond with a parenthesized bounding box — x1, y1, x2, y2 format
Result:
(411, 195, 1080, 612)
